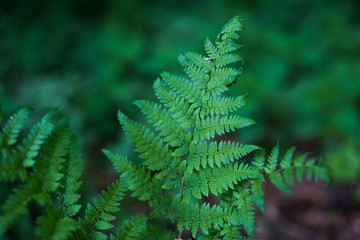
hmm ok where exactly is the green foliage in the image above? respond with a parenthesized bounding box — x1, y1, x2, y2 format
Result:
(254, 144, 330, 194)
(0, 16, 329, 239)
(102, 16, 328, 239)
(76, 179, 126, 240)
(0, 110, 82, 237)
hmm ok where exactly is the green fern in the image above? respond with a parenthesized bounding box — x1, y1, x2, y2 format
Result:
(0, 16, 329, 240)
(103, 15, 329, 239)
(0, 109, 84, 239)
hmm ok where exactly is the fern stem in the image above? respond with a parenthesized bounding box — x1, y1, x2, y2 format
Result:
(177, 229, 182, 240)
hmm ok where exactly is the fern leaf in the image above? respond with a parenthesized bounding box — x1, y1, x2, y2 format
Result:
(0, 107, 31, 147)
(0, 117, 73, 235)
(250, 179, 265, 212)
(19, 110, 56, 167)
(187, 141, 258, 172)
(0, 173, 45, 236)
(153, 79, 196, 128)
(39, 118, 72, 192)
(183, 163, 260, 201)
(159, 71, 204, 108)
(178, 203, 233, 238)
(194, 115, 255, 142)
(134, 100, 187, 146)
(103, 150, 169, 211)
(111, 215, 147, 240)
(80, 179, 126, 238)
(264, 143, 279, 174)
(252, 149, 265, 170)
(117, 111, 173, 170)
(280, 147, 296, 186)
(204, 38, 219, 59)
(234, 189, 255, 236)
(218, 16, 243, 42)
(206, 67, 242, 96)
(219, 225, 244, 240)
(36, 206, 78, 240)
(178, 52, 211, 88)
(58, 134, 82, 217)
(216, 16, 243, 54)
(200, 94, 247, 118)
(215, 53, 243, 68)
(257, 145, 329, 194)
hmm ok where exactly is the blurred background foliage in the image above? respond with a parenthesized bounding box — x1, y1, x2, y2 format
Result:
(1, 0, 359, 239)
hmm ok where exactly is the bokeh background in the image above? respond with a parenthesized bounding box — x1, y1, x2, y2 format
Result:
(1, 0, 359, 239)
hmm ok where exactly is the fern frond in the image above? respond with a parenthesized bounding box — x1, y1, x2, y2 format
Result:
(264, 143, 279, 174)
(178, 203, 236, 238)
(233, 189, 255, 236)
(0, 117, 73, 236)
(183, 162, 260, 201)
(153, 79, 195, 128)
(0, 107, 31, 147)
(117, 111, 173, 170)
(38, 118, 72, 192)
(216, 16, 243, 54)
(219, 225, 244, 240)
(0, 174, 41, 235)
(103, 150, 171, 214)
(111, 215, 174, 240)
(100, 15, 328, 240)
(194, 115, 255, 142)
(215, 53, 243, 68)
(134, 99, 187, 146)
(159, 71, 204, 108)
(204, 38, 219, 59)
(206, 67, 242, 96)
(254, 145, 330, 194)
(19, 110, 56, 167)
(250, 179, 265, 212)
(178, 52, 211, 88)
(187, 141, 258, 172)
(36, 206, 78, 240)
(252, 149, 265, 170)
(200, 94, 248, 118)
(78, 179, 126, 240)
(58, 134, 82, 217)
(0, 108, 32, 181)
(110, 215, 147, 240)
(218, 16, 243, 43)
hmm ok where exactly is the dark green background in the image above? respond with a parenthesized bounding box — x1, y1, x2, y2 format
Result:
(1, 0, 359, 239)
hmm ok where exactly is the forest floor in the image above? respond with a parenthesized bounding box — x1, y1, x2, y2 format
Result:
(255, 181, 360, 240)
